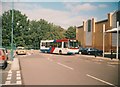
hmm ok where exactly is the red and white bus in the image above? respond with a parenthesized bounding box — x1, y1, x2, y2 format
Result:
(40, 39, 79, 54)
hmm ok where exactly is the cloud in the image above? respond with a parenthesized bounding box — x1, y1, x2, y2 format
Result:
(98, 4, 108, 8)
(1, 2, 109, 29)
(64, 2, 108, 15)
(16, 4, 93, 29)
(64, 3, 97, 13)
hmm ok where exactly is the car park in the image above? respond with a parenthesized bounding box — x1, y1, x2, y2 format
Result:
(0, 48, 8, 70)
(16, 47, 27, 55)
(81, 47, 103, 56)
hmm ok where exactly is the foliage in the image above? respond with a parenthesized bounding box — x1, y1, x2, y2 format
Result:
(2, 10, 67, 49)
(2, 10, 29, 48)
(64, 26, 76, 39)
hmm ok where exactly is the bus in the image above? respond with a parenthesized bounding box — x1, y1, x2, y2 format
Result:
(40, 39, 79, 54)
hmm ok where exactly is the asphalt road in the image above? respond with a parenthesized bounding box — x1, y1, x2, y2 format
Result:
(18, 52, 119, 86)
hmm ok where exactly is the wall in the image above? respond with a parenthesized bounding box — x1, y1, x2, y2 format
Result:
(76, 26, 84, 46)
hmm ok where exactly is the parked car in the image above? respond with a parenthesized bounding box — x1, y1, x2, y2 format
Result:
(81, 47, 103, 56)
(79, 47, 86, 54)
(16, 47, 26, 55)
(0, 48, 8, 69)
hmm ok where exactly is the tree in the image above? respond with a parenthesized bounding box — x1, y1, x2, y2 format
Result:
(2, 9, 29, 48)
(64, 26, 76, 39)
(2, 9, 67, 49)
(28, 19, 65, 49)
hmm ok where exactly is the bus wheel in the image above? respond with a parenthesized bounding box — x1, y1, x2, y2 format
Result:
(59, 50, 62, 55)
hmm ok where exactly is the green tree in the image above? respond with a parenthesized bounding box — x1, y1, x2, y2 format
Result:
(64, 26, 76, 39)
(2, 9, 29, 48)
(28, 19, 65, 49)
(2, 10, 67, 49)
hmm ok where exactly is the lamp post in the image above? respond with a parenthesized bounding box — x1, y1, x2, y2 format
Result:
(0, 16, 2, 48)
(116, 21, 119, 59)
(10, 1, 14, 61)
(103, 24, 105, 58)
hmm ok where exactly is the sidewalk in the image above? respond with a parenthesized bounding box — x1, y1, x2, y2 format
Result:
(80, 54, 120, 65)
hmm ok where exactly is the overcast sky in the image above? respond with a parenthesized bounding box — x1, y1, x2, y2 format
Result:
(0, 1, 119, 29)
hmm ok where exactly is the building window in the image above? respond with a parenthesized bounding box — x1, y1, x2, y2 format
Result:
(88, 20, 92, 32)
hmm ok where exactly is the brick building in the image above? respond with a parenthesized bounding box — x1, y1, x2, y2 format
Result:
(76, 11, 120, 52)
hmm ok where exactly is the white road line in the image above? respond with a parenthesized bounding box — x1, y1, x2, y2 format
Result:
(16, 73, 21, 77)
(5, 81, 11, 85)
(16, 81, 22, 84)
(6, 76, 12, 80)
(86, 74, 117, 87)
(8, 70, 12, 74)
(16, 77, 21, 80)
(1, 83, 22, 85)
(8, 73, 12, 77)
(16, 71, 20, 74)
(57, 62, 74, 70)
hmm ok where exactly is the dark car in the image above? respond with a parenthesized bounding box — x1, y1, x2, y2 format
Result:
(81, 47, 103, 56)
(79, 47, 86, 54)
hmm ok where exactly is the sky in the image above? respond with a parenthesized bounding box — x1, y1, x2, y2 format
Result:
(0, 1, 119, 29)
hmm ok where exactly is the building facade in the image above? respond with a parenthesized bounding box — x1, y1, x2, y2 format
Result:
(76, 11, 120, 52)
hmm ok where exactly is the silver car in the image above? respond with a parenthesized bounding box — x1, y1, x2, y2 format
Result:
(0, 48, 8, 69)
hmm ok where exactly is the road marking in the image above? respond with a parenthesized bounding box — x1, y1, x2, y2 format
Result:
(16, 77, 21, 80)
(16, 81, 22, 84)
(8, 70, 12, 74)
(16, 71, 20, 74)
(57, 62, 74, 70)
(16, 73, 21, 77)
(86, 74, 116, 87)
(5, 81, 11, 85)
(8, 73, 12, 77)
(6, 76, 12, 80)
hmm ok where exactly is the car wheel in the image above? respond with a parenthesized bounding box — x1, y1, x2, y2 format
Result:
(2, 61, 8, 70)
(88, 52, 90, 55)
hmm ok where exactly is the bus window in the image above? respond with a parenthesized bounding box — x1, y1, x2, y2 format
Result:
(42, 42, 46, 46)
(64, 42, 68, 48)
(46, 42, 50, 47)
(57, 42, 62, 48)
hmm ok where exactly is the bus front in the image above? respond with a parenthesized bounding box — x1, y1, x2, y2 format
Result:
(67, 40, 79, 54)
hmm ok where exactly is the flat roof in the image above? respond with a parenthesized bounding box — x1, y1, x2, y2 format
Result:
(77, 25, 83, 29)
(95, 19, 108, 24)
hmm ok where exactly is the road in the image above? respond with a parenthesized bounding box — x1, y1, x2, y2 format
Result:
(17, 52, 119, 86)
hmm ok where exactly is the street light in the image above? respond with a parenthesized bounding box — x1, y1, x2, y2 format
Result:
(103, 24, 105, 58)
(10, 1, 14, 61)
